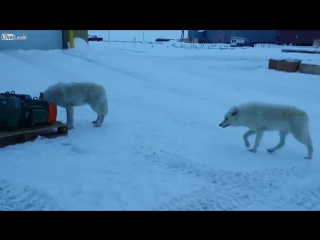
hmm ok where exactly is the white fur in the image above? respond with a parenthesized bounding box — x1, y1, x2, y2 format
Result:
(219, 101, 313, 159)
(40, 82, 108, 129)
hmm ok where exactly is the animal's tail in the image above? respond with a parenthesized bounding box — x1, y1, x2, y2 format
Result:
(102, 95, 108, 116)
(291, 114, 312, 145)
(99, 86, 109, 116)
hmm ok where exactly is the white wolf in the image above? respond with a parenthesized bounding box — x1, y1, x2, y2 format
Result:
(219, 101, 313, 159)
(39, 82, 108, 129)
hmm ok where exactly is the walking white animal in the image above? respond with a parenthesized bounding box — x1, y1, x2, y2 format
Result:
(219, 101, 313, 159)
(39, 81, 108, 129)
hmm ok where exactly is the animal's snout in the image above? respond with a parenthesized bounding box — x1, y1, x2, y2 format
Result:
(219, 122, 229, 128)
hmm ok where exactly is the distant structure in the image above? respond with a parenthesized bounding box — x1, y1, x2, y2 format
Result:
(217, 30, 224, 42)
(276, 30, 320, 46)
(187, 30, 208, 43)
(188, 30, 320, 46)
(188, 30, 277, 44)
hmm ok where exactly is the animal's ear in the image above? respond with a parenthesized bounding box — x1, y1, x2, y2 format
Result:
(231, 106, 238, 116)
(39, 92, 44, 99)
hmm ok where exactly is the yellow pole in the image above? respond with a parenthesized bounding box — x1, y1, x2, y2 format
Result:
(68, 30, 74, 48)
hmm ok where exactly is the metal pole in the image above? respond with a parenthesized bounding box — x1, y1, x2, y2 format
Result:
(142, 31, 144, 42)
(68, 30, 74, 48)
(108, 30, 110, 43)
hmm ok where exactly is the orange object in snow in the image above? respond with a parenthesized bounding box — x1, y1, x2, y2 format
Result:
(47, 103, 57, 124)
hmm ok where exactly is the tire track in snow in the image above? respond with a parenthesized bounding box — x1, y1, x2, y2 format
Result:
(136, 146, 320, 210)
(272, 184, 320, 210)
(0, 180, 61, 211)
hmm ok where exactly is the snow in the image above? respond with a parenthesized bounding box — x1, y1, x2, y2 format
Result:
(68, 37, 89, 49)
(301, 59, 320, 65)
(1, 39, 320, 210)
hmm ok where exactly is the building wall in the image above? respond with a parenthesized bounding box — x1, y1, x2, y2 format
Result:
(236, 30, 277, 43)
(205, 30, 228, 43)
(188, 30, 206, 39)
(206, 30, 277, 43)
(0, 30, 89, 50)
(277, 30, 320, 45)
(0, 30, 63, 50)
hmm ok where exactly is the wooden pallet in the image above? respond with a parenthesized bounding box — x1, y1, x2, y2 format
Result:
(0, 121, 68, 147)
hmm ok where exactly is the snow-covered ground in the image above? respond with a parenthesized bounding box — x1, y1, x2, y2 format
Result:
(1, 38, 320, 210)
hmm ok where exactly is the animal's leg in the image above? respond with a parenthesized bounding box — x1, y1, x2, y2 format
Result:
(243, 130, 255, 148)
(92, 115, 100, 124)
(304, 144, 313, 160)
(248, 129, 264, 153)
(88, 103, 105, 127)
(94, 115, 105, 127)
(267, 130, 289, 154)
(66, 106, 74, 130)
(291, 128, 313, 160)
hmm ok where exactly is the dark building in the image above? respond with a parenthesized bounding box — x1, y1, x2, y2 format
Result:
(276, 30, 320, 46)
(187, 30, 207, 40)
(188, 30, 277, 44)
